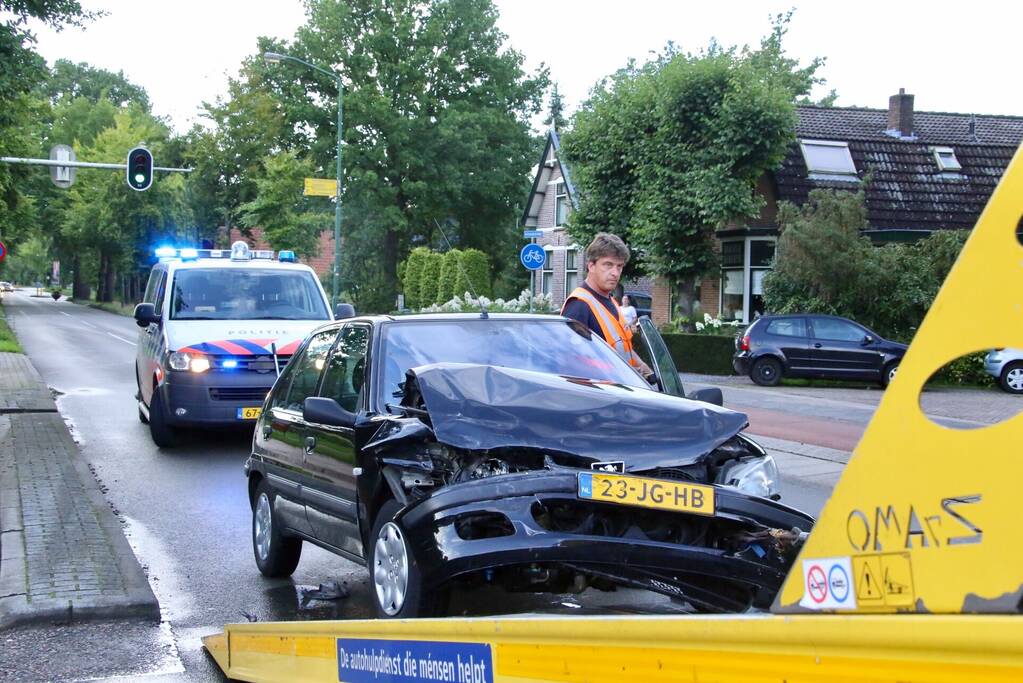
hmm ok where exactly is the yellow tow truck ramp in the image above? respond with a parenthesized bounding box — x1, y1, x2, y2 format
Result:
(204, 142, 1023, 682)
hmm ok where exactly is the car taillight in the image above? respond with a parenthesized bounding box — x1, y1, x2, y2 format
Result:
(740, 335, 750, 351)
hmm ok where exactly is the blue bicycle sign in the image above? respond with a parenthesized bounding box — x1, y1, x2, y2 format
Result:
(520, 243, 546, 271)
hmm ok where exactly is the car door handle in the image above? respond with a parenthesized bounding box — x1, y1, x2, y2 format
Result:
(813, 343, 822, 348)
(304, 436, 316, 453)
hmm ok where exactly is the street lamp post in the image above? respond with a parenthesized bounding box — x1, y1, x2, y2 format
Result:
(264, 51, 343, 307)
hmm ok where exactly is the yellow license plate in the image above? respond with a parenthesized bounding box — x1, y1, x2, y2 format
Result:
(578, 472, 715, 516)
(237, 407, 262, 420)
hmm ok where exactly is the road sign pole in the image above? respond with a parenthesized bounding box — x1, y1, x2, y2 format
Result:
(529, 255, 535, 314)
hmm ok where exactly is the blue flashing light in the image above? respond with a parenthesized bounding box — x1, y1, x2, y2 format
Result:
(222, 359, 238, 369)
(155, 246, 176, 258)
(180, 248, 199, 260)
(278, 250, 297, 263)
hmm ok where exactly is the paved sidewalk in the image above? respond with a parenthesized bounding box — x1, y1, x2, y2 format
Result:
(0, 352, 158, 629)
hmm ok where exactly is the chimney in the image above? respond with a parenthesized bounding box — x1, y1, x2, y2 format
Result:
(887, 88, 914, 138)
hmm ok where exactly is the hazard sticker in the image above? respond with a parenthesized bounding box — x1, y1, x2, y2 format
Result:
(799, 557, 857, 610)
(852, 552, 915, 608)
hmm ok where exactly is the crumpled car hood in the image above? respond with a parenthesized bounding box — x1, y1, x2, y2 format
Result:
(407, 362, 750, 471)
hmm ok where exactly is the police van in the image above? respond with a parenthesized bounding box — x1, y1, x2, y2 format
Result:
(134, 241, 341, 448)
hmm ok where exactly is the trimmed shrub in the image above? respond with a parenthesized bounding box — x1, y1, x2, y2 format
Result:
(437, 248, 463, 304)
(401, 247, 430, 310)
(418, 251, 443, 308)
(459, 248, 492, 299)
(660, 333, 737, 375)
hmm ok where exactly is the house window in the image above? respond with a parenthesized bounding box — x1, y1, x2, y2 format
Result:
(720, 238, 776, 323)
(541, 248, 553, 297)
(555, 182, 569, 226)
(931, 146, 962, 172)
(564, 248, 579, 300)
(799, 139, 857, 180)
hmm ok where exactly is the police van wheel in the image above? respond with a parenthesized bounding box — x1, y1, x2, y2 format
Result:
(149, 388, 178, 449)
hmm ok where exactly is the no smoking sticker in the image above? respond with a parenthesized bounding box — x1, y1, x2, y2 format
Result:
(799, 557, 857, 610)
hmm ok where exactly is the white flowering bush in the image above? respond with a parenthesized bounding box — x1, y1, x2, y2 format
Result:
(419, 289, 555, 314)
(692, 312, 743, 335)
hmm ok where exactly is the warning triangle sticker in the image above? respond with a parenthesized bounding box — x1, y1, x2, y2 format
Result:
(773, 142, 1023, 614)
(857, 562, 881, 601)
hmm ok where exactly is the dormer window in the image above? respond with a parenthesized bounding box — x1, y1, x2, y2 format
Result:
(799, 139, 858, 181)
(931, 146, 962, 172)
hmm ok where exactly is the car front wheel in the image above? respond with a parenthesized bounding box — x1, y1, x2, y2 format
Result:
(252, 480, 302, 577)
(370, 499, 445, 618)
(148, 387, 178, 448)
(751, 357, 782, 387)
(1000, 362, 1023, 394)
(882, 361, 899, 388)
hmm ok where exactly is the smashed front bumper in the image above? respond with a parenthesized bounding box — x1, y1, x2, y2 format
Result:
(398, 470, 814, 612)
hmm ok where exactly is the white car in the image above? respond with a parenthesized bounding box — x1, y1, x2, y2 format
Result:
(0, 282, 13, 292)
(984, 349, 1023, 394)
(133, 241, 341, 448)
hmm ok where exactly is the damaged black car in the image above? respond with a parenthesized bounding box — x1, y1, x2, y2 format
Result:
(245, 313, 814, 618)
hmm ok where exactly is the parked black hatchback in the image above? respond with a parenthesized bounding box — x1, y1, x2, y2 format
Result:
(732, 314, 908, 387)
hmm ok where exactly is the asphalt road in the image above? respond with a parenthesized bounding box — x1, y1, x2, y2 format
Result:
(5, 292, 829, 682)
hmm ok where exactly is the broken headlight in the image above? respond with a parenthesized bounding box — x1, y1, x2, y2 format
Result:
(716, 455, 778, 498)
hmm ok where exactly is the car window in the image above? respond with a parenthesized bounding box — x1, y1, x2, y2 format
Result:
(169, 268, 329, 321)
(319, 325, 370, 412)
(766, 318, 806, 338)
(275, 329, 338, 412)
(153, 272, 167, 312)
(812, 318, 864, 342)
(376, 319, 649, 409)
(143, 270, 161, 304)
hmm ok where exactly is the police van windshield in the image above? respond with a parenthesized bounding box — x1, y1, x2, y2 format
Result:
(170, 268, 329, 321)
(377, 318, 648, 408)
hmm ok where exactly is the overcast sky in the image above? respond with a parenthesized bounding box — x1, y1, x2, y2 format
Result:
(24, 0, 1023, 134)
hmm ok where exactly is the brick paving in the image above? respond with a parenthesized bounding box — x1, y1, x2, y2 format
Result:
(0, 352, 157, 628)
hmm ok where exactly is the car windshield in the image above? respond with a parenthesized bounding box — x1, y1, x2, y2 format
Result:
(169, 268, 329, 321)
(376, 318, 649, 409)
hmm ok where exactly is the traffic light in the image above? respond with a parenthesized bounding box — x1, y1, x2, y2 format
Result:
(126, 146, 153, 191)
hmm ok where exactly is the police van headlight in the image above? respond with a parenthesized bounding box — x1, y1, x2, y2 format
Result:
(716, 455, 779, 498)
(168, 351, 211, 373)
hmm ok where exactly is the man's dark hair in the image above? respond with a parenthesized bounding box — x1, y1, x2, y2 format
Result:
(585, 232, 630, 265)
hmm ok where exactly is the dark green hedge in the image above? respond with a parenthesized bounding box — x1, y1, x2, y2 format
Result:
(660, 333, 736, 375)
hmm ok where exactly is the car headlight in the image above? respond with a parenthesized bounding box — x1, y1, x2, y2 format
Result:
(168, 351, 210, 373)
(717, 455, 779, 498)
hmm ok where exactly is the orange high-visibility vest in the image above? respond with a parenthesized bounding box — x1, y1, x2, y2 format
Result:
(562, 286, 640, 367)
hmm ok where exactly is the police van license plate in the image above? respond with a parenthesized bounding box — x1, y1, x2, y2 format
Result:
(237, 407, 262, 420)
(578, 472, 715, 516)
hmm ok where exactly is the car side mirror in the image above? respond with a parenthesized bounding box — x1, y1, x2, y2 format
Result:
(133, 302, 160, 328)
(303, 396, 356, 428)
(687, 387, 724, 407)
(861, 335, 874, 346)
(334, 303, 356, 320)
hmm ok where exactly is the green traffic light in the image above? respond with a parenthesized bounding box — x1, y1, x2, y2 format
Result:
(135, 173, 145, 184)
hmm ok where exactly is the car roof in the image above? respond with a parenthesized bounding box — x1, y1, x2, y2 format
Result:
(163, 259, 315, 273)
(347, 312, 572, 325)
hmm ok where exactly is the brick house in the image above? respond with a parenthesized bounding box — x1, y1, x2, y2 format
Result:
(226, 227, 337, 281)
(705, 89, 1023, 323)
(527, 91, 1022, 326)
(520, 129, 672, 323)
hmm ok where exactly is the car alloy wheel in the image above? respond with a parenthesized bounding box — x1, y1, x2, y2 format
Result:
(374, 521, 409, 616)
(887, 364, 898, 384)
(254, 492, 272, 562)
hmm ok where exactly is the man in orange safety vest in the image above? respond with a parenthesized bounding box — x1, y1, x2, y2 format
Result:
(561, 232, 653, 378)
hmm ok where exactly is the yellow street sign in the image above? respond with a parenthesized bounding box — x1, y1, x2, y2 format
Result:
(304, 178, 337, 197)
(775, 141, 1023, 614)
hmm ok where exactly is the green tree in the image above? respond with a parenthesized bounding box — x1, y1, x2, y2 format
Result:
(401, 246, 430, 309)
(245, 0, 547, 312)
(238, 150, 327, 258)
(562, 14, 823, 313)
(543, 82, 568, 131)
(437, 248, 464, 303)
(39, 59, 150, 110)
(418, 250, 443, 308)
(460, 248, 491, 298)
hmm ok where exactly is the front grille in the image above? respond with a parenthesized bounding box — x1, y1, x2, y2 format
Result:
(209, 387, 270, 402)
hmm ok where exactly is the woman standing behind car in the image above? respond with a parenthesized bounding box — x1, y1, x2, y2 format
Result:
(620, 294, 639, 330)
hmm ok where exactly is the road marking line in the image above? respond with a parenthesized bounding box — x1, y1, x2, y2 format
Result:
(107, 332, 136, 346)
